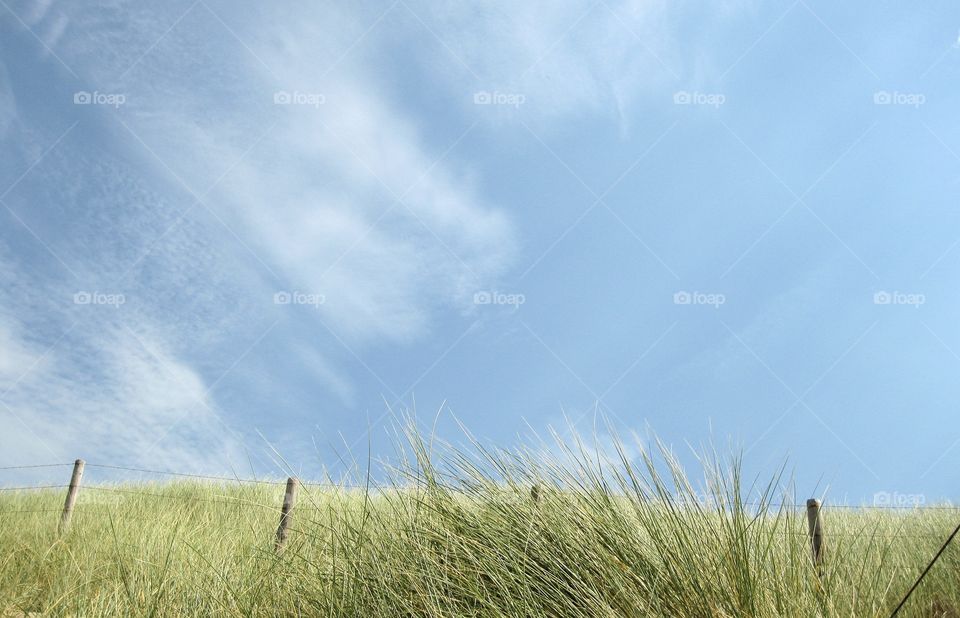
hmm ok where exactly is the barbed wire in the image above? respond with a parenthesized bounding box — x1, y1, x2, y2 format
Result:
(3, 501, 959, 543)
(0, 463, 74, 470)
(771, 529, 958, 540)
(83, 463, 377, 489)
(81, 486, 284, 511)
(1, 487, 957, 513)
(84, 463, 282, 485)
(671, 500, 960, 512)
(7, 461, 960, 609)
(800, 503, 960, 511)
(1, 488, 958, 512)
(3, 463, 960, 513)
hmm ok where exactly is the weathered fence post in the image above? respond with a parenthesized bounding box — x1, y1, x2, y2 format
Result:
(806, 498, 824, 570)
(59, 459, 85, 535)
(275, 477, 299, 551)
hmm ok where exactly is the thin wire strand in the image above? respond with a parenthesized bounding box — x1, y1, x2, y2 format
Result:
(3, 463, 960, 509)
(85, 464, 280, 485)
(81, 486, 285, 512)
(0, 463, 74, 470)
(0, 485, 67, 491)
(83, 463, 368, 489)
(736, 501, 960, 511)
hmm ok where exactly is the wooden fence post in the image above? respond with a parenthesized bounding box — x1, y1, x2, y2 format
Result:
(275, 477, 299, 551)
(59, 459, 85, 535)
(806, 498, 824, 570)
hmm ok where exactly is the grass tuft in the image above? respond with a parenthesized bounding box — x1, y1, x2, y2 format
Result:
(1, 427, 958, 616)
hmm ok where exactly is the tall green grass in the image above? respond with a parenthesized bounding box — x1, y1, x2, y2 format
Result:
(1, 427, 958, 616)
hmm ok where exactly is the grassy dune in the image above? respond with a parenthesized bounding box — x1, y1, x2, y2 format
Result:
(2, 432, 959, 616)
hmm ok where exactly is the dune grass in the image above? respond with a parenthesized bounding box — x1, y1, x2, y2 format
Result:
(2, 428, 959, 616)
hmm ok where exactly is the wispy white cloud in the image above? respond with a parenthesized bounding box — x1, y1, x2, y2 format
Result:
(408, 0, 679, 118)
(0, 312, 249, 472)
(21, 0, 55, 26)
(0, 316, 44, 391)
(39, 11, 68, 49)
(0, 0, 751, 474)
(0, 0, 520, 471)
(57, 1, 518, 345)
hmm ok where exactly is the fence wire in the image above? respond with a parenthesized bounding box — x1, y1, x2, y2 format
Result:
(0, 464, 74, 470)
(4, 460, 958, 618)
(3, 461, 960, 512)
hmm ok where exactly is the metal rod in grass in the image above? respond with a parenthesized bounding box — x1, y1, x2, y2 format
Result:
(889, 520, 960, 617)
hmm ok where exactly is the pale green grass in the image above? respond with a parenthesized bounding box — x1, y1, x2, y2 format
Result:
(1, 430, 959, 616)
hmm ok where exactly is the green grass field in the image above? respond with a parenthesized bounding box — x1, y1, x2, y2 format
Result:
(2, 432, 959, 616)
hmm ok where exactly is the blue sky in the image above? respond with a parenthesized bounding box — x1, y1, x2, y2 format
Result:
(2, 0, 960, 503)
